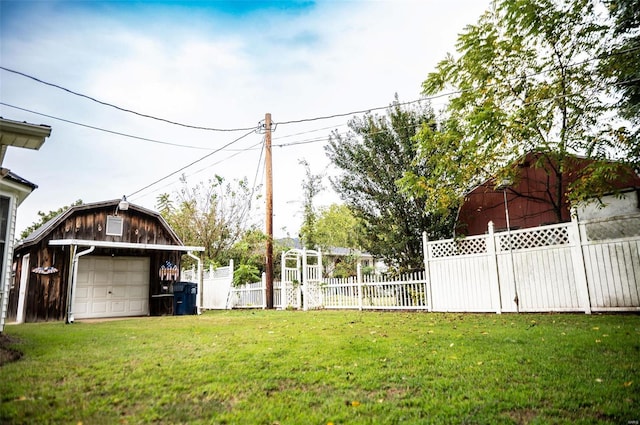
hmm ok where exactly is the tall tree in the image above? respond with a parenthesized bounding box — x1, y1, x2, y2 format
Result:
(405, 0, 631, 219)
(313, 204, 363, 251)
(326, 97, 454, 272)
(602, 0, 640, 166)
(297, 159, 325, 249)
(604, 0, 640, 121)
(157, 174, 259, 267)
(313, 204, 365, 278)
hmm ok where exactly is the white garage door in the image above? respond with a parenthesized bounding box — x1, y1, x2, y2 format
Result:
(74, 256, 150, 319)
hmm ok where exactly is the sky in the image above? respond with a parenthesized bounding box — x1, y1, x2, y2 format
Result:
(1, 0, 492, 239)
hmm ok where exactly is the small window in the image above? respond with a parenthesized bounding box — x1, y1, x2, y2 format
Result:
(106, 215, 123, 236)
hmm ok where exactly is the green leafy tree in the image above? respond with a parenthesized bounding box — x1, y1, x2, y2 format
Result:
(604, 0, 640, 121)
(601, 0, 640, 166)
(313, 204, 363, 251)
(312, 204, 364, 279)
(157, 175, 260, 267)
(227, 228, 267, 271)
(19, 199, 83, 239)
(156, 193, 173, 216)
(326, 97, 454, 272)
(297, 159, 325, 249)
(405, 0, 633, 220)
(232, 263, 261, 287)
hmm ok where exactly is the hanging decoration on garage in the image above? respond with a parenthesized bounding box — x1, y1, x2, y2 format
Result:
(159, 261, 179, 281)
(32, 266, 59, 275)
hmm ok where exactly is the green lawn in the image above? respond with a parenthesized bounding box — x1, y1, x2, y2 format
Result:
(1, 311, 638, 424)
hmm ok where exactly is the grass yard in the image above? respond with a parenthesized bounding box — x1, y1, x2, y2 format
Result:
(0, 311, 639, 424)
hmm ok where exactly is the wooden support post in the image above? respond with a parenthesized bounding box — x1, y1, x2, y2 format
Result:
(265, 113, 274, 309)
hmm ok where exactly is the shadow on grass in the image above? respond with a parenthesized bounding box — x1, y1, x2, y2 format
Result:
(0, 334, 22, 366)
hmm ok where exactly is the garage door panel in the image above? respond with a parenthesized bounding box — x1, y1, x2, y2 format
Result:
(129, 274, 146, 285)
(94, 272, 111, 285)
(114, 261, 129, 272)
(74, 302, 88, 315)
(91, 302, 108, 314)
(129, 300, 146, 314)
(113, 270, 128, 280)
(111, 286, 127, 298)
(92, 286, 109, 298)
(76, 270, 91, 286)
(111, 301, 126, 313)
(74, 256, 150, 319)
(95, 258, 112, 270)
(127, 285, 146, 298)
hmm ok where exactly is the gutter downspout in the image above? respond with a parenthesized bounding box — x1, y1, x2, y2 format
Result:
(186, 251, 202, 315)
(67, 245, 95, 323)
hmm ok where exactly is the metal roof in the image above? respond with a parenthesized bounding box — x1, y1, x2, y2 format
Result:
(0, 168, 37, 190)
(17, 199, 185, 249)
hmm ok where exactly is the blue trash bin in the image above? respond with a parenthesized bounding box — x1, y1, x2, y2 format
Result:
(173, 282, 197, 315)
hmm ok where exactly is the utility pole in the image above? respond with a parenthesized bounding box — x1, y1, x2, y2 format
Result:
(264, 113, 274, 309)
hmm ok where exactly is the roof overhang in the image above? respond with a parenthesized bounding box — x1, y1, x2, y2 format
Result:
(0, 118, 52, 164)
(0, 168, 38, 205)
(49, 239, 205, 252)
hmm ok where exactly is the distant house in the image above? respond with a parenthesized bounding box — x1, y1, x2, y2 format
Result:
(279, 237, 384, 277)
(9, 199, 204, 323)
(323, 246, 382, 277)
(0, 118, 51, 333)
(456, 151, 640, 236)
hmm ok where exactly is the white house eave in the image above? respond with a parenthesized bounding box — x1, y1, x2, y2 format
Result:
(0, 178, 35, 206)
(49, 239, 205, 252)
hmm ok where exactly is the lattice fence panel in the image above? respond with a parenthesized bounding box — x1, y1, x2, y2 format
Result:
(282, 284, 300, 309)
(305, 283, 323, 310)
(498, 225, 569, 251)
(429, 236, 487, 258)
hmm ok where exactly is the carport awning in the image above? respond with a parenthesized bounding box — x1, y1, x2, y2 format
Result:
(49, 239, 205, 252)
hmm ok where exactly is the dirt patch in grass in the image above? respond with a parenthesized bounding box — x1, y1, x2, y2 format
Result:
(0, 333, 22, 366)
(503, 408, 538, 424)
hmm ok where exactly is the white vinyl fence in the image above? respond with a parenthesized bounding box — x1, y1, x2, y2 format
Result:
(229, 213, 640, 313)
(423, 213, 640, 313)
(181, 260, 234, 310)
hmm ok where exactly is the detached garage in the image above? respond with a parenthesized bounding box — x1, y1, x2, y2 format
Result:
(7, 199, 203, 323)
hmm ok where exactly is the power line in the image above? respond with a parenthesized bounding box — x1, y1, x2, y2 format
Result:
(127, 128, 257, 198)
(184, 140, 265, 178)
(128, 139, 265, 202)
(274, 44, 640, 127)
(241, 136, 266, 224)
(5, 43, 638, 141)
(4, 43, 637, 164)
(0, 66, 256, 132)
(0, 102, 216, 151)
(272, 123, 349, 140)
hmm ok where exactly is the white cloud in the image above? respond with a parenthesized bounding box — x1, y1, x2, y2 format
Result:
(1, 0, 491, 238)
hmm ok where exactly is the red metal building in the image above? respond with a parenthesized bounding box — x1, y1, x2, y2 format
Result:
(456, 152, 640, 236)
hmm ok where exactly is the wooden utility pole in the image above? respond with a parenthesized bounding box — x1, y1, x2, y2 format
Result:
(265, 113, 274, 309)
